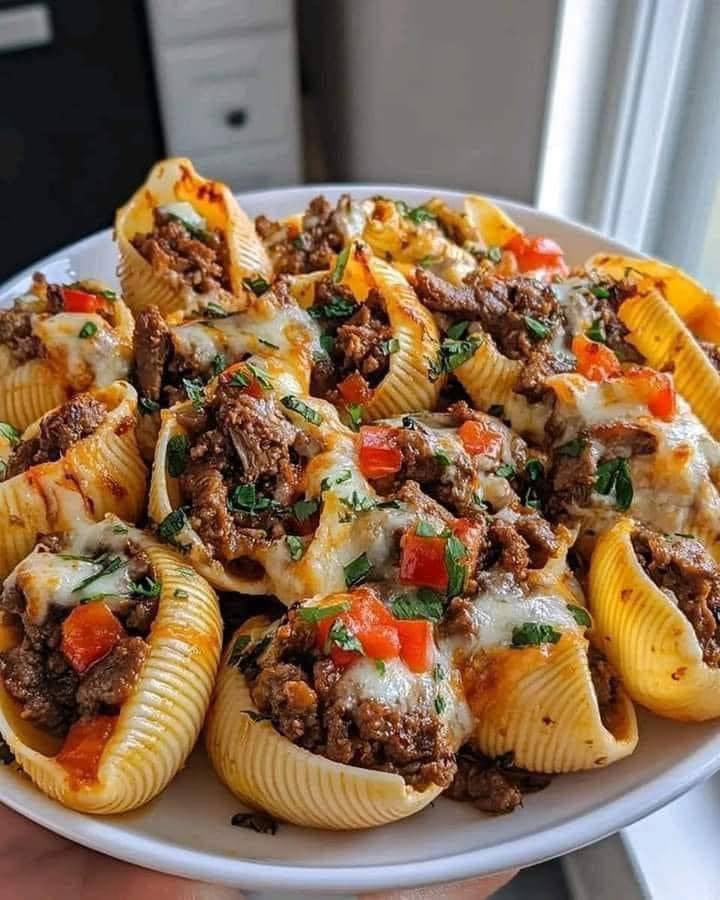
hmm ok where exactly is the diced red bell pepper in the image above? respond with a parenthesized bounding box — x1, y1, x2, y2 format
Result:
(458, 419, 503, 456)
(57, 715, 117, 784)
(338, 371, 373, 404)
(572, 334, 622, 382)
(395, 619, 434, 673)
(358, 426, 403, 478)
(316, 589, 400, 667)
(62, 288, 110, 316)
(399, 531, 449, 591)
(503, 233, 567, 275)
(61, 603, 124, 674)
(625, 366, 676, 421)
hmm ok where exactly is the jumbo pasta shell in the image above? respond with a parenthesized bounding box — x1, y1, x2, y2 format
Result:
(0, 521, 222, 812)
(589, 518, 720, 721)
(115, 157, 271, 319)
(618, 288, 720, 440)
(462, 633, 638, 772)
(0, 382, 147, 581)
(205, 621, 441, 829)
(0, 360, 68, 431)
(463, 195, 523, 247)
(587, 254, 720, 343)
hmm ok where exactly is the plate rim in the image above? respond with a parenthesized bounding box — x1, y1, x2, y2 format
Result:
(2, 183, 717, 894)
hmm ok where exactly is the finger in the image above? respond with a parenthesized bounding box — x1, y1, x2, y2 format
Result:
(360, 868, 519, 900)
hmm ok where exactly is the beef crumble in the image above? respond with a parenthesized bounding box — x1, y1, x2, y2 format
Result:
(445, 748, 551, 814)
(0, 273, 76, 365)
(5, 394, 107, 479)
(177, 380, 310, 561)
(256, 195, 351, 275)
(701, 341, 720, 373)
(588, 647, 622, 732)
(243, 606, 457, 790)
(131, 208, 231, 294)
(632, 525, 720, 667)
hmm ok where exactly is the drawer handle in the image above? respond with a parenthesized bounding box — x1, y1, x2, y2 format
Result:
(225, 108, 248, 128)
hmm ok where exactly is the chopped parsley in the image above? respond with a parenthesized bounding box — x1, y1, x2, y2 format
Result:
(228, 634, 251, 666)
(586, 319, 607, 343)
(139, 396, 160, 415)
(331, 243, 352, 283)
(496, 463, 516, 479)
(243, 276, 270, 297)
(374, 658, 387, 675)
(430, 446, 450, 468)
(511, 622, 561, 647)
(391, 588, 445, 622)
(434, 694, 447, 715)
(158, 507, 188, 543)
(229, 484, 281, 515)
(298, 601, 351, 625)
(415, 520, 438, 537)
(309, 295, 358, 319)
(72, 555, 125, 594)
(129, 576, 162, 598)
(327, 619, 364, 654)
(567, 604, 591, 628)
(595, 458, 633, 511)
(404, 205, 436, 225)
(78, 321, 97, 339)
(486, 245, 503, 264)
(0, 422, 20, 444)
(522, 458, 544, 510)
(112, 524, 129, 534)
(281, 395, 323, 425)
(428, 335, 483, 382)
(340, 491, 376, 514)
(166, 434, 189, 478)
(432, 663, 445, 683)
(286, 535, 305, 561)
(557, 437, 586, 457)
(319, 333, 335, 357)
(97, 289, 117, 301)
(210, 353, 227, 377)
(345, 403, 363, 431)
(292, 498, 319, 521)
(446, 320, 470, 340)
(589, 284, 610, 299)
(524, 316, 550, 341)
(343, 552, 372, 587)
(245, 361, 273, 389)
(380, 337, 401, 355)
(182, 377, 205, 410)
(445, 534, 468, 598)
(321, 470, 352, 491)
(205, 301, 229, 318)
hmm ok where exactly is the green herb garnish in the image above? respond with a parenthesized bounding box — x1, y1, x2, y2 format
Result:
(445, 534, 467, 598)
(446, 320, 470, 340)
(166, 434, 189, 478)
(415, 521, 438, 537)
(281, 395, 323, 425)
(558, 437, 586, 457)
(129, 576, 162, 598)
(590, 285, 610, 299)
(182, 377, 205, 410)
(391, 588, 444, 622)
(331, 244, 352, 283)
(292, 498, 319, 521)
(72, 555, 125, 594)
(298, 601, 351, 625)
(211, 353, 227, 377)
(206, 302, 229, 318)
(567, 604, 591, 628)
(286, 535, 305, 561)
(595, 458, 633, 510)
(343, 552, 372, 587)
(486, 245, 503, 264)
(321, 470, 352, 491)
(434, 694, 447, 715)
(428, 335, 483, 381)
(586, 319, 607, 343)
(158, 507, 188, 543)
(243, 276, 270, 297)
(258, 337, 280, 349)
(309, 295, 358, 319)
(345, 403, 363, 431)
(524, 316, 550, 340)
(496, 463, 516, 479)
(511, 622, 561, 647)
(0, 422, 20, 444)
(245, 361, 273, 389)
(139, 396, 160, 415)
(434, 449, 452, 468)
(374, 659, 386, 675)
(327, 619, 364, 654)
(78, 321, 97, 339)
(380, 337, 401, 355)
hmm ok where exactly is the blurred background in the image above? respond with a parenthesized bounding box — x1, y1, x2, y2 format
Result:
(2, 0, 719, 290)
(1, 1, 719, 897)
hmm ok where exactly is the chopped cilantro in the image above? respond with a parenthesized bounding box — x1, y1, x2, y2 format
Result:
(567, 604, 591, 628)
(331, 243, 352, 283)
(486, 245, 503, 264)
(281, 395, 323, 425)
(166, 434, 189, 478)
(286, 535, 305, 561)
(445, 534, 468, 598)
(139, 396, 160, 415)
(211, 353, 227, 377)
(129, 576, 162, 598)
(586, 319, 607, 343)
(298, 601, 351, 625)
(391, 588, 444, 622)
(345, 402, 363, 431)
(182, 377, 205, 410)
(327, 619, 364, 653)
(0, 422, 20, 444)
(78, 321, 97, 339)
(158, 507, 188, 543)
(292, 498, 319, 521)
(343, 552, 372, 587)
(595, 458, 633, 511)
(524, 316, 550, 340)
(243, 276, 270, 297)
(447, 320, 470, 340)
(496, 463, 516, 479)
(511, 622, 561, 647)
(428, 335, 483, 382)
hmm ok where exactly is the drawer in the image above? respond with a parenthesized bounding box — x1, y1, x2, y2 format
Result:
(191, 143, 301, 191)
(155, 32, 298, 152)
(148, 0, 291, 44)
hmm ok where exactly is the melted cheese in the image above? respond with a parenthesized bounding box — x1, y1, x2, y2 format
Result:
(34, 312, 129, 389)
(4, 519, 145, 625)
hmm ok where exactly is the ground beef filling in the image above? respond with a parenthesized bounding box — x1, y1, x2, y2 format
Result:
(413, 268, 573, 401)
(5, 394, 107, 479)
(131, 209, 231, 294)
(0, 542, 155, 736)
(178, 382, 309, 561)
(445, 749, 551, 814)
(255, 194, 350, 275)
(244, 610, 456, 790)
(0, 274, 66, 365)
(701, 341, 720, 373)
(586, 278, 643, 363)
(588, 647, 622, 732)
(632, 526, 720, 666)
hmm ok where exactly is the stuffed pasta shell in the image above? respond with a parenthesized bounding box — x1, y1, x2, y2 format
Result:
(116, 157, 271, 320)
(0, 515, 222, 812)
(0, 382, 147, 581)
(295, 241, 442, 421)
(206, 504, 635, 829)
(590, 518, 720, 721)
(0, 273, 134, 430)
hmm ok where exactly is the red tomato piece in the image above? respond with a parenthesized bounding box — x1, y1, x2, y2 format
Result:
(359, 426, 403, 478)
(62, 288, 109, 316)
(458, 420, 503, 456)
(61, 603, 124, 674)
(57, 715, 117, 784)
(338, 371, 373, 405)
(571, 334, 622, 382)
(315, 589, 400, 668)
(399, 531, 449, 591)
(451, 518, 483, 581)
(504, 233, 567, 275)
(395, 619, 434, 673)
(220, 362, 264, 398)
(626, 366, 676, 421)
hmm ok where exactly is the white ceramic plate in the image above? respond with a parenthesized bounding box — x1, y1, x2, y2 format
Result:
(1, 185, 719, 894)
